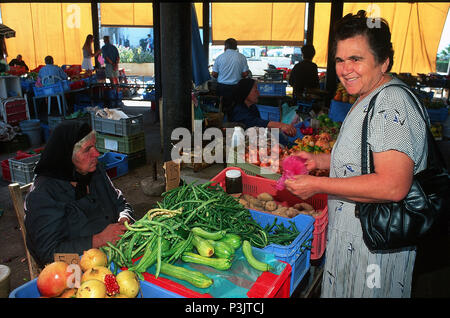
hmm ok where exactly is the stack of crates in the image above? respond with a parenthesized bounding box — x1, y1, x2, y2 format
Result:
(0, 97, 30, 126)
(91, 112, 146, 172)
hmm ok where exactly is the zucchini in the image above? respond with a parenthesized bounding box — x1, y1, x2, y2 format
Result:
(218, 233, 242, 250)
(181, 252, 232, 271)
(207, 239, 234, 259)
(192, 235, 214, 257)
(160, 261, 213, 288)
(242, 240, 272, 272)
(191, 227, 226, 240)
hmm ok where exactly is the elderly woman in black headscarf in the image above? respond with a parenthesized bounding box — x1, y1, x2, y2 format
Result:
(24, 121, 134, 267)
(227, 78, 296, 145)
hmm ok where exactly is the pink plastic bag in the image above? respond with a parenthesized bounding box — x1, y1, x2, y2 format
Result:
(97, 55, 105, 65)
(275, 156, 308, 190)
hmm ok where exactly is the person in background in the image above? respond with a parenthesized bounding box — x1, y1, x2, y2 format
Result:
(101, 36, 120, 85)
(146, 33, 153, 53)
(212, 38, 250, 115)
(0, 37, 9, 72)
(228, 78, 297, 146)
(37, 56, 68, 85)
(24, 121, 134, 267)
(284, 10, 429, 298)
(288, 44, 320, 101)
(82, 34, 101, 76)
(9, 54, 29, 71)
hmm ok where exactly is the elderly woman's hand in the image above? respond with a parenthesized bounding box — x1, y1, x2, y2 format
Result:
(284, 174, 320, 200)
(281, 123, 297, 137)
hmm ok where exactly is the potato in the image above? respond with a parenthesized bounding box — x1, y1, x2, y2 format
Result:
(264, 201, 278, 212)
(257, 193, 273, 202)
(242, 194, 254, 202)
(294, 202, 315, 212)
(286, 207, 301, 218)
(238, 198, 249, 208)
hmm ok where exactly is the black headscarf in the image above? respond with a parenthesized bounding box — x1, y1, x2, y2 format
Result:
(232, 78, 256, 105)
(34, 121, 93, 199)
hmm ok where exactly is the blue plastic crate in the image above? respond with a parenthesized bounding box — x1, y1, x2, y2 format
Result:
(328, 100, 352, 122)
(257, 82, 287, 96)
(256, 104, 281, 122)
(33, 82, 64, 97)
(98, 152, 128, 179)
(9, 277, 184, 298)
(250, 209, 314, 295)
(297, 100, 314, 113)
(427, 107, 449, 123)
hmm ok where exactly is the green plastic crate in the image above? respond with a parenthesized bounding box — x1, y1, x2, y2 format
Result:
(95, 132, 145, 154)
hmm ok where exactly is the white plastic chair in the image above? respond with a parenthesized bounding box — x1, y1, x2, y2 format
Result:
(41, 75, 64, 115)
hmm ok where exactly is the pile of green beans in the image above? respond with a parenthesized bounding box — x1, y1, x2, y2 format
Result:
(157, 181, 270, 247)
(101, 181, 304, 280)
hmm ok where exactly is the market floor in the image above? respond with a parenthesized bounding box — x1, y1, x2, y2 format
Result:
(1, 105, 449, 298)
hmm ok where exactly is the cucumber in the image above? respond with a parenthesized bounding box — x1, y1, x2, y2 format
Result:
(181, 252, 232, 271)
(160, 262, 213, 288)
(191, 227, 226, 240)
(242, 240, 272, 272)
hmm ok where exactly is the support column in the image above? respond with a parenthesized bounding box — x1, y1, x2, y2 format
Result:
(202, 0, 210, 63)
(153, 0, 162, 123)
(160, 3, 192, 162)
(91, 1, 100, 69)
(325, 0, 343, 103)
(305, 1, 315, 45)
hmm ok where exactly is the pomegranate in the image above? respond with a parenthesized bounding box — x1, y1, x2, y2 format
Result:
(76, 279, 107, 298)
(80, 248, 108, 272)
(81, 266, 112, 283)
(115, 270, 140, 298)
(37, 261, 70, 298)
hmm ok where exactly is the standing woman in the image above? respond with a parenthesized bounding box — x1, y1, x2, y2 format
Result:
(82, 34, 100, 75)
(284, 11, 429, 297)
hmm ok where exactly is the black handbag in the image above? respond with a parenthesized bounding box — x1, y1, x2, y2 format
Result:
(356, 84, 450, 251)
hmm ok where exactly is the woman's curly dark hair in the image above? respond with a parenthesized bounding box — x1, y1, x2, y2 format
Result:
(332, 10, 394, 72)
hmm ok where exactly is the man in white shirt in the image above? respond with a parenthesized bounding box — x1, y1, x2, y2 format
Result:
(212, 38, 249, 115)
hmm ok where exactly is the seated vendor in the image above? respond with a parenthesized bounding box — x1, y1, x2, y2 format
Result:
(38, 55, 68, 85)
(227, 78, 296, 145)
(24, 121, 134, 267)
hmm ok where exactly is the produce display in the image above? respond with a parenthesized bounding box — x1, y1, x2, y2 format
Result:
(97, 182, 297, 290)
(431, 123, 444, 140)
(238, 192, 322, 218)
(35, 248, 140, 298)
(333, 82, 357, 104)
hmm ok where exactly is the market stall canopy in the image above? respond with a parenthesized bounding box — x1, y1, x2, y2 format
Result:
(211, 3, 306, 46)
(313, 2, 450, 75)
(0, 2, 92, 70)
(0, 24, 15, 38)
(0, 2, 448, 75)
(100, 2, 203, 27)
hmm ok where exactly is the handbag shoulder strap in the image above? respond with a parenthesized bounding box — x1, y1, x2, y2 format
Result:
(361, 83, 447, 175)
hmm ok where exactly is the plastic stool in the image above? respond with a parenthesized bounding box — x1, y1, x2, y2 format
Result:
(47, 95, 63, 115)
